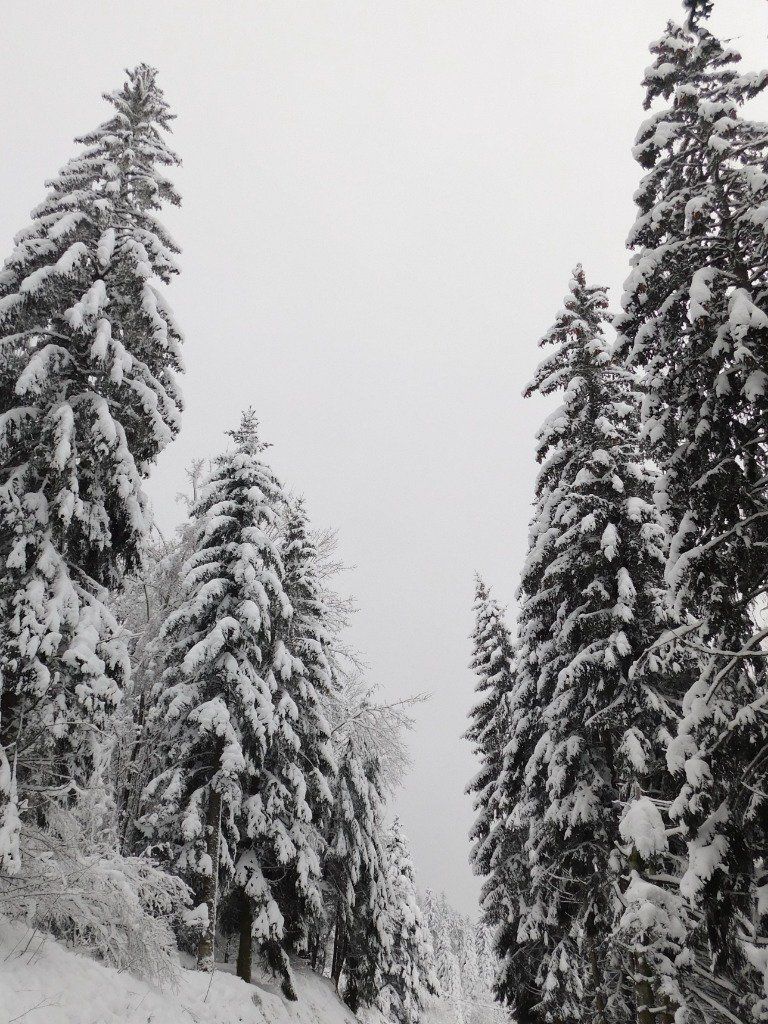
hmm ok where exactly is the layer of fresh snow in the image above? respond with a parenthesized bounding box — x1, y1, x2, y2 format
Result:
(0, 916, 390, 1024)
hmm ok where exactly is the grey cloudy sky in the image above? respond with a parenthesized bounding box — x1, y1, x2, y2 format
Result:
(2, 0, 767, 916)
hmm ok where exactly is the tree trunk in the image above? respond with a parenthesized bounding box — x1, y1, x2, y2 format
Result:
(629, 845, 655, 1024)
(634, 968, 655, 1024)
(265, 938, 298, 1000)
(308, 930, 320, 972)
(331, 905, 346, 988)
(119, 689, 146, 853)
(196, 788, 222, 971)
(659, 1001, 677, 1024)
(237, 893, 253, 983)
(586, 920, 607, 1024)
(310, 921, 332, 976)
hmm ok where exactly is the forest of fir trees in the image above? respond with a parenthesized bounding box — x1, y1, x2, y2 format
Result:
(6, 2, 768, 1024)
(0, 62, 456, 1024)
(466, 1, 768, 1022)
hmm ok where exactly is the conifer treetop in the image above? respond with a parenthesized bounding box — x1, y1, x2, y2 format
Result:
(615, 14, 768, 614)
(525, 265, 611, 403)
(0, 61, 184, 584)
(683, 0, 714, 31)
(226, 408, 271, 454)
(97, 62, 177, 138)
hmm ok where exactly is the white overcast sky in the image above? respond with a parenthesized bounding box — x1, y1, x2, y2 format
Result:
(2, 0, 767, 915)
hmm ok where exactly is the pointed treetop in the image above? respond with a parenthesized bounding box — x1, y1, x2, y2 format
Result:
(102, 62, 175, 132)
(683, 0, 714, 30)
(69, 63, 179, 176)
(524, 265, 611, 401)
(473, 574, 489, 601)
(285, 495, 308, 526)
(126, 62, 162, 90)
(226, 408, 271, 453)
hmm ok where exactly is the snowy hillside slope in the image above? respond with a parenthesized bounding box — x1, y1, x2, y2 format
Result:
(0, 916, 391, 1024)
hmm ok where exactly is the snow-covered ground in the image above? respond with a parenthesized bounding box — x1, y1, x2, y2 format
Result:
(0, 916, 390, 1024)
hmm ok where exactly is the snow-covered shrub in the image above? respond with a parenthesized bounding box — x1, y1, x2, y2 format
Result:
(0, 793, 190, 989)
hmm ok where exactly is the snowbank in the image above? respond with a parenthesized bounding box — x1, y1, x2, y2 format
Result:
(0, 916, 390, 1024)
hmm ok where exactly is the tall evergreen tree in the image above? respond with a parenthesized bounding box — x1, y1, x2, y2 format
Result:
(426, 891, 466, 1024)
(325, 737, 392, 1011)
(0, 64, 182, 865)
(421, 888, 455, 995)
(465, 576, 515, 887)
(270, 499, 337, 955)
(231, 496, 338, 994)
(487, 268, 674, 1022)
(472, 924, 506, 1024)
(420, 890, 501, 1024)
(140, 412, 295, 990)
(614, 18, 768, 1015)
(463, 578, 524, 1019)
(382, 818, 438, 1024)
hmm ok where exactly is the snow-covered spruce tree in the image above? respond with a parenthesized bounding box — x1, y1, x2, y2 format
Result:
(325, 737, 392, 1011)
(478, 628, 542, 1020)
(614, 19, 768, 1015)
(267, 498, 337, 958)
(229, 495, 342, 996)
(463, 577, 529, 1020)
(140, 412, 299, 992)
(422, 890, 465, 1024)
(465, 576, 514, 896)
(0, 64, 182, 865)
(382, 818, 438, 1024)
(447, 956, 467, 1024)
(489, 268, 675, 1022)
(422, 889, 457, 1000)
(456, 924, 480, 1018)
(421, 891, 501, 1024)
(472, 923, 506, 1024)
